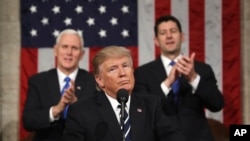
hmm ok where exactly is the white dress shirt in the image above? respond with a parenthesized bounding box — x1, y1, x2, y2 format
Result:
(49, 68, 79, 122)
(105, 93, 131, 124)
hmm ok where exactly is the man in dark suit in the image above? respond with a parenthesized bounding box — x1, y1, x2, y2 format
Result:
(63, 46, 186, 141)
(133, 15, 224, 141)
(22, 29, 96, 141)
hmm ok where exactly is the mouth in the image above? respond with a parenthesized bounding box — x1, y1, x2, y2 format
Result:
(166, 41, 174, 45)
(119, 80, 130, 85)
(64, 58, 73, 62)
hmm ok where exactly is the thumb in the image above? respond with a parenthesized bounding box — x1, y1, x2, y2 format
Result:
(190, 52, 196, 62)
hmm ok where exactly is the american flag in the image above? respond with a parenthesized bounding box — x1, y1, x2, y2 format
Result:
(20, 0, 241, 140)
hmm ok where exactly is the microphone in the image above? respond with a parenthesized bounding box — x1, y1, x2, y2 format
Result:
(117, 88, 129, 104)
(116, 88, 129, 141)
(117, 88, 128, 119)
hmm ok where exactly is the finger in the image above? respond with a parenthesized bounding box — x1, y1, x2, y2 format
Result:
(177, 58, 188, 69)
(68, 87, 75, 94)
(176, 65, 186, 75)
(190, 52, 196, 62)
(63, 94, 74, 104)
(70, 80, 75, 88)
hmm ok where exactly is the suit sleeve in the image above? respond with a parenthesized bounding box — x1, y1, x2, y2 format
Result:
(195, 64, 224, 112)
(63, 103, 85, 141)
(22, 77, 51, 131)
(154, 97, 187, 141)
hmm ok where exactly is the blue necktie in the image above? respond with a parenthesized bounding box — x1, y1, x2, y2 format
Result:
(170, 61, 180, 103)
(61, 76, 71, 119)
(118, 105, 131, 141)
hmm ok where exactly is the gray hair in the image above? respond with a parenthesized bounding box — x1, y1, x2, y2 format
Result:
(56, 29, 84, 48)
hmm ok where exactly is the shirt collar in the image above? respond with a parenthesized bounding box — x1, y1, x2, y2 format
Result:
(161, 54, 182, 69)
(57, 68, 79, 83)
(105, 92, 131, 111)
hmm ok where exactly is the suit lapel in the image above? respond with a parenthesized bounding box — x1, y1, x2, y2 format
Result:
(129, 94, 146, 140)
(74, 69, 86, 97)
(151, 58, 167, 83)
(152, 59, 179, 107)
(47, 69, 61, 104)
(176, 75, 192, 108)
(96, 92, 122, 141)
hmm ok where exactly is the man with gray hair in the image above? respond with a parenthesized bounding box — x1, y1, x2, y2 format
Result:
(22, 29, 96, 141)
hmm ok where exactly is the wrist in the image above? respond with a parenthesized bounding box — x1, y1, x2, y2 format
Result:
(189, 73, 197, 82)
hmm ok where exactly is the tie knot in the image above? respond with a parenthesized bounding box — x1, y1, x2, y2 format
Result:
(117, 104, 127, 109)
(64, 77, 71, 83)
(170, 60, 176, 66)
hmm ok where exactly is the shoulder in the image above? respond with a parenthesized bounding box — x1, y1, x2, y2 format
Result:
(194, 61, 213, 72)
(132, 92, 161, 105)
(29, 68, 56, 82)
(135, 58, 161, 73)
(78, 68, 91, 74)
(71, 91, 99, 109)
(78, 68, 94, 78)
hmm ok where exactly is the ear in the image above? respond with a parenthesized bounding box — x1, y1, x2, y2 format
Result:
(95, 75, 104, 88)
(53, 45, 58, 57)
(79, 49, 85, 60)
(181, 32, 185, 42)
(154, 37, 160, 47)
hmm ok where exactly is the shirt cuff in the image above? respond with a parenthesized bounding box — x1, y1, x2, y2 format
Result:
(189, 74, 201, 94)
(49, 107, 60, 122)
(161, 82, 171, 97)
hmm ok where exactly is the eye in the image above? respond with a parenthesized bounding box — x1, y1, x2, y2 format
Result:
(123, 63, 131, 69)
(159, 30, 166, 35)
(170, 28, 178, 33)
(72, 46, 79, 50)
(61, 45, 68, 49)
(108, 66, 117, 73)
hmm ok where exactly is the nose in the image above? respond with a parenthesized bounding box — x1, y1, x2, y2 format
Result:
(66, 47, 73, 54)
(166, 31, 172, 38)
(118, 67, 126, 77)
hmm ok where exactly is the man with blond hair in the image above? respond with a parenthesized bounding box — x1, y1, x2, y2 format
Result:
(63, 46, 186, 141)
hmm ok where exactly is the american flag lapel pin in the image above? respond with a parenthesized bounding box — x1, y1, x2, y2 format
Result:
(137, 108, 142, 113)
(77, 86, 81, 90)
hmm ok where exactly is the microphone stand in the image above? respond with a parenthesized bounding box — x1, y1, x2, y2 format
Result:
(117, 88, 129, 141)
(121, 101, 125, 141)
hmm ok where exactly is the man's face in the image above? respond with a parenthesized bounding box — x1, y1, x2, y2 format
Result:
(154, 21, 184, 56)
(54, 34, 84, 74)
(95, 56, 134, 98)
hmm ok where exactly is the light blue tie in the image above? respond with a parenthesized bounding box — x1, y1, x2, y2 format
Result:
(170, 61, 180, 103)
(61, 76, 71, 119)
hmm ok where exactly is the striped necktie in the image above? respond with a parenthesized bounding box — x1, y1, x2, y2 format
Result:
(118, 105, 131, 141)
(61, 76, 71, 119)
(170, 61, 180, 103)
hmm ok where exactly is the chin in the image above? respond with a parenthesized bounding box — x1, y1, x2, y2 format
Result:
(120, 86, 132, 92)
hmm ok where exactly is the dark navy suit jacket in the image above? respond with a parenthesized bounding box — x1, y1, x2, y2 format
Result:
(22, 68, 97, 141)
(134, 58, 224, 141)
(63, 91, 186, 141)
